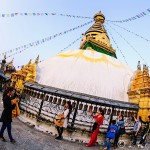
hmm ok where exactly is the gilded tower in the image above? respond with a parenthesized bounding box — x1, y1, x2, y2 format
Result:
(11, 55, 39, 94)
(128, 61, 150, 121)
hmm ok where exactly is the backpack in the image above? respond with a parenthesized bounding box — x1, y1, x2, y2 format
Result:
(106, 125, 117, 139)
(119, 126, 126, 135)
(12, 99, 20, 118)
(54, 114, 65, 128)
(92, 122, 98, 132)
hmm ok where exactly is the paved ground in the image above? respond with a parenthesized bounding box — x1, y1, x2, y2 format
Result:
(0, 95, 149, 150)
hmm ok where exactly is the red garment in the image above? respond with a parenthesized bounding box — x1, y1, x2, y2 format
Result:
(86, 115, 104, 147)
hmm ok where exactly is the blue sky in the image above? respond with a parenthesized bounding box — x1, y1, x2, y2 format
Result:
(0, 0, 150, 70)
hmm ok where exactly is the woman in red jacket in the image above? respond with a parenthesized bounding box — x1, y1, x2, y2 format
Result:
(85, 108, 104, 147)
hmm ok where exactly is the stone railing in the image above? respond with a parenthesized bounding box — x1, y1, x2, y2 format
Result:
(19, 82, 139, 143)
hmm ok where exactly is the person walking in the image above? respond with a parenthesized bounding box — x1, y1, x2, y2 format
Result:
(55, 101, 72, 140)
(85, 108, 104, 147)
(0, 86, 16, 143)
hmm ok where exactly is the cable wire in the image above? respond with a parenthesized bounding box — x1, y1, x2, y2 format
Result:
(17, 35, 82, 68)
(0, 20, 93, 58)
(106, 23, 149, 66)
(105, 25, 128, 65)
(110, 22, 150, 43)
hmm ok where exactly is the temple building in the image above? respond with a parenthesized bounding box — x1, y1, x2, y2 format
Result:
(10, 56, 39, 93)
(0, 55, 15, 91)
(11, 12, 149, 143)
(128, 61, 150, 121)
(5, 58, 16, 78)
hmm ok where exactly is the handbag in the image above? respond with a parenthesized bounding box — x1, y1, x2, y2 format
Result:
(119, 126, 125, 135)
(54, 114, 65, 128)
(12, 99, 20, 118)
(92, 122, 98, 132)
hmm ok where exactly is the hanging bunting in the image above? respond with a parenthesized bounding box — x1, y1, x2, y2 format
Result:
(109, 22, 150, 42)
(107, 8, 150, 23)
(104, 25, 128, 65)
(106, 23, 149, 67)
(13, 35, 81, 68)
(0, 12, 92, 19)
(0, 21, 92, 58)
(0, 8, 150, 23)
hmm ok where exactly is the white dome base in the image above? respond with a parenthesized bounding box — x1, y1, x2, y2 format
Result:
(36, 50, 133, 102)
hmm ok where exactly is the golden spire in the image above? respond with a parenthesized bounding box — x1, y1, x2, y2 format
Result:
(143, 64, 147, 71)
(137, 61, 141, 70)
(28, 59, 32, 65)
(80, 11, 116, 58)
(85, 11, 106, 35)
(9, 58, 14, 64)
(94, 11, 105, 23)
(128, 62, 150, 121)
(4, 54, 6, 59)
(34, 55, 39, 64)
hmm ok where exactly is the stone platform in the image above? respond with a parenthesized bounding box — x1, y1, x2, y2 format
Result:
(0, 95, 149, 150)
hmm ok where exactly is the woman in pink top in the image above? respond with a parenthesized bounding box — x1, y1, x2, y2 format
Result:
(85, 109, 104, 147)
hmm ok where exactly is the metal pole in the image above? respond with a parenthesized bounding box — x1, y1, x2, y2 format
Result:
(37, 92, 45, 121)
(107, 106, 114, 131)
(71, 100, 79, 128)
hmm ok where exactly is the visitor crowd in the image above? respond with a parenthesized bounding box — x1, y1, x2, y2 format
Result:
(0, 86, 149, 150)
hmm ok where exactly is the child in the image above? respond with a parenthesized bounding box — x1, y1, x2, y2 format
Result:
(103, 120, 118, 150)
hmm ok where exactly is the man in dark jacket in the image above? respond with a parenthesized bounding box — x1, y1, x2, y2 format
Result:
(0, 87, 16, 143)
(138, 116, 150, 148)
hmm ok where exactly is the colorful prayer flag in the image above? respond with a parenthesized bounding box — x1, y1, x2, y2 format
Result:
(147, 9, 150, 12)
(11, 13, 14, 17)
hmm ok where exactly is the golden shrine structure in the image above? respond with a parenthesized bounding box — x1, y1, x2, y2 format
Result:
(10, 55, 39, 93)
(0, 55, 15, 90)
(128, 61, 150, 121)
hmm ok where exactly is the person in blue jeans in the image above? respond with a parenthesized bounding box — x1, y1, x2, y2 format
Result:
(103, 120, 118, 150)
(129, 115, 142, 148)
(0, 87, 16, 143)
(138, 116, 150, 148)
(113, 114, 125, 148)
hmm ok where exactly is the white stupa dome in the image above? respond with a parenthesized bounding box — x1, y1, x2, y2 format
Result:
(36, 49, 133, 102)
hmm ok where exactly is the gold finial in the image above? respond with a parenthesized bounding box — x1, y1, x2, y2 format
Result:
(146, 66, 149, 71)
(94, 11, 105, 24)
(35, 55, 39, 64)
(4, 54, 6, 59)
(143, 64, 147, 70)
(137, 61, 141, 70)
(28, 59, 32, 65)
(21, 65, 24, 70)
(9, 58, 14, 64)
